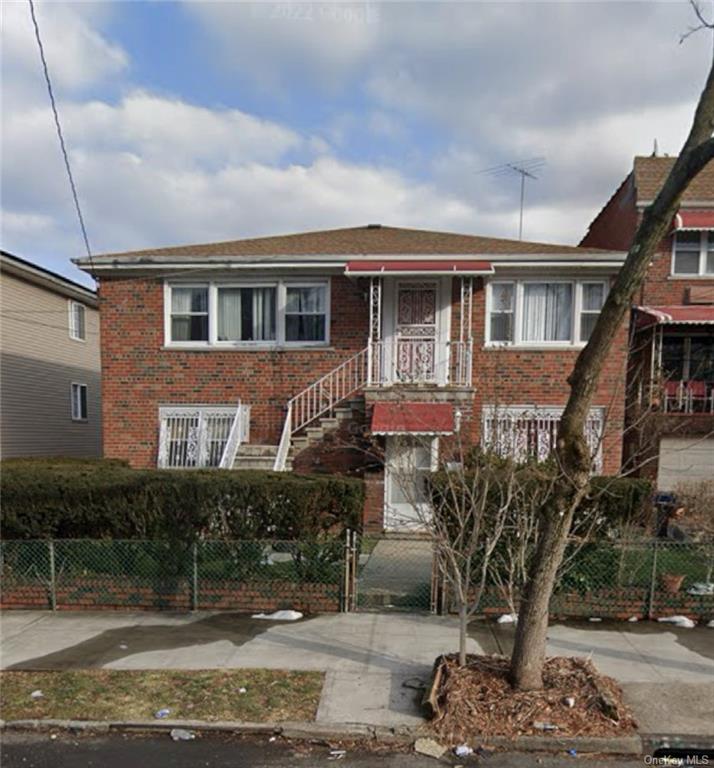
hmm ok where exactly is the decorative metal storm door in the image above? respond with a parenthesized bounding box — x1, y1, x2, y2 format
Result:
(394, 282, 438, 383)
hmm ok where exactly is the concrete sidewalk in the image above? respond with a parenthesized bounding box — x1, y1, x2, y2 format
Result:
(2, 611, 713, 733)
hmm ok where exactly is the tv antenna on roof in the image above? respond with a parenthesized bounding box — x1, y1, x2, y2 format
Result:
(477, 156, 546, 240)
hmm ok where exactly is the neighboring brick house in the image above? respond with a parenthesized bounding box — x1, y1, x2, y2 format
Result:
(77, 226, 628, 531)
(581, 156, 714, 490)
(1, 251, 102, 458)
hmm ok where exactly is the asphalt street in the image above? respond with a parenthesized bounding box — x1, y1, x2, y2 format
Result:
(0, 732, 648, 768)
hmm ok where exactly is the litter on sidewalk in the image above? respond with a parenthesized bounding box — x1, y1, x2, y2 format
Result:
(170, 728, 195, 741)
(414, 737, 447, 759)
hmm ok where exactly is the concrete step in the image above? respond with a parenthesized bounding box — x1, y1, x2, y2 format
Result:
(233, 455, 293, 471)
(236, 444, 278, 457)
(291, 436, 310, 451)
(305, 427, 325, 440)
(318, 417, 339, 430)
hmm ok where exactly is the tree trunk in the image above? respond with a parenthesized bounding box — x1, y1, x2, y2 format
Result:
(509, 60, 714, 691)
(458, 602, 468, 666)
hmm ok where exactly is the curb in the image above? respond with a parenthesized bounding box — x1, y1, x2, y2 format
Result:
(642, 733, 714, 752)
(0, 718, 654, 754)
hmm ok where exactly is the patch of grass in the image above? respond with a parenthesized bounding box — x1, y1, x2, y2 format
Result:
(0, 669, 323, 723)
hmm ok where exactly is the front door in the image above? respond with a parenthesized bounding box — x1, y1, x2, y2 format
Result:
(384, 436, 436, 531)
(394, 282, 438, 383)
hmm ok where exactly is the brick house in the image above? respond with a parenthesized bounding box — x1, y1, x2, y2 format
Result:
(581, 156, 714, 490)
(77, 225, 628, 531)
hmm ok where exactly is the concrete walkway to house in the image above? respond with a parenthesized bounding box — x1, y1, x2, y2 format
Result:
(2, 611, 713, 734)
(357, 538, 433, 609)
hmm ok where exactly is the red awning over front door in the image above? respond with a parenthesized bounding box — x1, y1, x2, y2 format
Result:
(371, 402, 455, 435)
(345, 259, 493, 277)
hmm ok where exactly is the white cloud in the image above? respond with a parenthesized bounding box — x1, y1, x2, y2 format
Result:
(2, 1, 127, 100)
(2, 0, 712, 289)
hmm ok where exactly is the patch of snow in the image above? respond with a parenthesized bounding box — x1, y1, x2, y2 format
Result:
(627, 616, 639, 623)
(657, 615, 695, 629)
(496, 613, 517, 624)
(251, 609, 303, 621)
(588, 617, 603, 622)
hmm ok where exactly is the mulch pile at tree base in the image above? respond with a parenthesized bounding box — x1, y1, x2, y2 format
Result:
(429, 654, 637, 744)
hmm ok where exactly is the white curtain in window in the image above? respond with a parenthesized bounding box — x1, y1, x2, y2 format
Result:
(253, 287, 276, 340)
(287, 287, 324, 313)
(218, 288, 242, 341)
(522, 283, 572, 341)
(172, 287, 206, 313)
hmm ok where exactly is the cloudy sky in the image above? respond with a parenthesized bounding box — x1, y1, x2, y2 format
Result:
(1, 1, 711, 286)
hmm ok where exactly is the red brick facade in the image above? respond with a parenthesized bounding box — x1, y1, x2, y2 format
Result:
(99, 274, 369, 467)
(100, 270, 628, 479)
(580, 160, 714, 483)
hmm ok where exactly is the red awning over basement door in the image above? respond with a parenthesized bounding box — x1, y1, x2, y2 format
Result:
(371, 402, 455, 435)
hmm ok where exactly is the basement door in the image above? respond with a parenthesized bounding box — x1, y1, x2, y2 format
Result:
(384, 436, 437, 531)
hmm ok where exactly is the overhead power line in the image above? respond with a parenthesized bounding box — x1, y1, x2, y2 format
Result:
(27, 0, 95, 276)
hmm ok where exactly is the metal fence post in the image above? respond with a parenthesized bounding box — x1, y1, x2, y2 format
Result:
(342, 529, 350, 613)
(647, 540, 658, 620)
(48, 540, 57, 611)
(191, 542, 199, 611)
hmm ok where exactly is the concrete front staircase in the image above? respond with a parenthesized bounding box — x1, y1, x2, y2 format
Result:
(231, 396, 365, 471)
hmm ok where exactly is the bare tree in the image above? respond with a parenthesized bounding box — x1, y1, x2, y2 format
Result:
(509, 60, 714, 690)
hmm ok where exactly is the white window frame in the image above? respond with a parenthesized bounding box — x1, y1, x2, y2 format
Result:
(484, 278, 609, 348)
(68, 300, 86, 342)
(671, 231, 714, 277)
(164, 279, 331, 349)
(70, 382, 88, 421)
(482, 405, 605, 472)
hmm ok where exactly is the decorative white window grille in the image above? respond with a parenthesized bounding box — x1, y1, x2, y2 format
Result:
(68, 301, 86, 341)
(158, 405, 250, 469)
(482, 406, 605, 471)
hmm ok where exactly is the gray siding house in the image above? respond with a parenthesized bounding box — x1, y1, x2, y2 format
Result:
(1, 251, 101, 458)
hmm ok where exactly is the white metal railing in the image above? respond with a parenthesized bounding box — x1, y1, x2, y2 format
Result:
(273, 340, 474, 471)
(273, 348, 370, 471)
(158, 403, 249, 470)
(218, 402, 250, 469)
(368, 339, 473, 387)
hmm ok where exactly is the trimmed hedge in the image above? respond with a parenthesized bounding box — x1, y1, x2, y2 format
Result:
(0, 458, 364, 541)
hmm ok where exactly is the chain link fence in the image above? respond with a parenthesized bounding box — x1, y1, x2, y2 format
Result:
(350, 534, 436, 612)
(1, 538, 345, 613)
(2, 536, 712, 619)
(445, 538, 714, 620)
